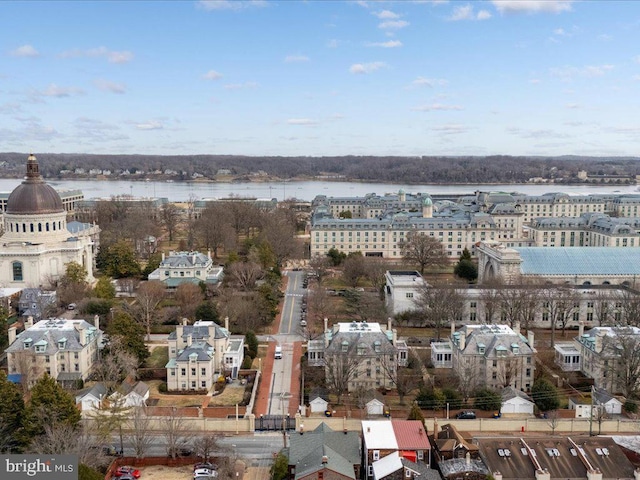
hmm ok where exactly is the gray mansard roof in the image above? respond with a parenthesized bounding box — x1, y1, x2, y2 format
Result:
(5, 319, 99, 354)
(168, 323, 229, 341)
(454, 324, 535, 357)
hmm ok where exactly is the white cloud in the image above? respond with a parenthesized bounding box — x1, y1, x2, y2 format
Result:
(223, 81, 259, 90)
(411, 103, 463, 111)
(378, 20, 409, 30)
(135, 121, 164, 130)
(197, 0, 267, 11)
(93, 79, 126, 94)
(449, 4, 491, 21)
(373, 10, 400, 19)
(550, 64, 614, 80)
(431, 124, 470, 135)
(59, 46, 134, 64)
(492, 0, 573, 14)
(284, 55, 309, 63)
(10, 45, 40, 58)
(287, 118, 317, 126)
(203, 70, 223, 80)
(365, 40, 402, 48)
(327, 39, 339, 48)
(554, 28, 567, 36)
(349, 61, 387, 74)
(410, 77, 448, 87)
(37, 84, 85, 98)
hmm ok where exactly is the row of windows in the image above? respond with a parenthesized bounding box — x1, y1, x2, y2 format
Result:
(7, 220, 64, 233)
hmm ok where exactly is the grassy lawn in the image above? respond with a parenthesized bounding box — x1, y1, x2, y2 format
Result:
(145, 346, 169, 368)
(146, 379, 248, 407)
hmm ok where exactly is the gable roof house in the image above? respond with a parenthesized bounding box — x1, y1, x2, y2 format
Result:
(286, 423, 361, 480)
(372, 452, 440, 480)
(166, 318, 243, 391)
(5, 317, 103, 388)
(501, 386, 535, 416)
(18, 288, 56, 319)
(307, 319, 408, 393)
(110, 380, 149, 408)
(148, 250, 223, 288)
(75, 382, 107, 411)
(362, 420, 431, 480)
(451, 323, 536, 393)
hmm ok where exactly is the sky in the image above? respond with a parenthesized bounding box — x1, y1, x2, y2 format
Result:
(2, 0, 640, 158)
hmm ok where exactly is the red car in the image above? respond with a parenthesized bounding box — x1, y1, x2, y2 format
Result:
(115, 466, 141, 478)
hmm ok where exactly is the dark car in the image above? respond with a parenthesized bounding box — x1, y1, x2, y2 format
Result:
(455, 411, 476, 419)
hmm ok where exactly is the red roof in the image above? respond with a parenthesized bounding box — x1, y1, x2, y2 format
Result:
(391, 420, 431, 450)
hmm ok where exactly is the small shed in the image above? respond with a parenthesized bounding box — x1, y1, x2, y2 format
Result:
(110, 380, 149, 407)
(500, 387, 535, 416)
(366, 397, 385, 416)
(594, 387, 623, 415)
(309, 388, 329, 413)
(76, 383, 107, 411)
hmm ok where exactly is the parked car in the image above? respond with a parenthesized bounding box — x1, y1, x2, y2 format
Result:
(115, 466, 141, 478)
(300, 320, 307, 327)
(118, 475, 135, 480)
(194, 463, 218, 472)
(455, 411, 476, 419)
(194, 467, 218, 479)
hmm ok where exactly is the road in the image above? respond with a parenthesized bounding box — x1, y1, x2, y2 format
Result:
(266, 270, 306, 417)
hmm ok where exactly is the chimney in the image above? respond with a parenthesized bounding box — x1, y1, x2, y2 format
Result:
(8, 326, 17, 345)
(225, 316, 229, 331)
(392, 329, 397, 346)
(595, 332, 604, 353)
(513, 320, 521, 334)
(324, 317, 328, 333)
(586, 469, 603, 480)
(162, 252, 165, 261)
(527, 330, 535, 348)
(182, 318, 188, 326)
(94, 314, 100, 332)
(78, 327, 87, 346)
(494, 472, 503, 480)
(387, 317, 392, 332)
(207, 250, 211, 259)
(579, 320, 585, 338)
(25, 316, 33, 329)
(187, 334, 192, 347)
(451, 321, 455, 337)
(459, 330, 466, 350)
(321, 456, 328, 465)
(535, 469, 551, 480)
(466, 452, 471, 466)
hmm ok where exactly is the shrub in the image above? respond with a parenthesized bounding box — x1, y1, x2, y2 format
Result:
(473, 388, 501, 411)
(625, 400, 638, 414)
(158, 382, 168, 393)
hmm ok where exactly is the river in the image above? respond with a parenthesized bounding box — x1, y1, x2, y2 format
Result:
(0, 178, 636, 202)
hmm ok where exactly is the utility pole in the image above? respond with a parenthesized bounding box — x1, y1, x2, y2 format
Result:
(589, 384, 594, 436)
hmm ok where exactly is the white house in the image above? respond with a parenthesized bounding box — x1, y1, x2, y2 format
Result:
(384, 270, 425, 315)
(148, 251, 223, 288)
(75, 383, 107, 411)
(366, 398, 386, 416)
(309, 393, 329, 414)
(500, 386, 535, 416)
(110, 380, 149, 407)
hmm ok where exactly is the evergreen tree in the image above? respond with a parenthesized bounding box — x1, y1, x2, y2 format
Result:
(270, 452, 288, 480)
(407, 402, 426, 427)
(473, 388, 502, 411)
(454, 248, 478, 282)
(25, 374, 81, 438)
(93, 276, 116, 300)
(106, 311, 149, 363)
(0, 371, 27, 452)
(531, 378, 560, 412)
(195, 301, 219, 323)
(245, 331, 258, 359)
(97, 240, 141, 278)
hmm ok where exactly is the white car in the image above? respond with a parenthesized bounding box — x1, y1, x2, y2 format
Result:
(194, 468, 218, 479)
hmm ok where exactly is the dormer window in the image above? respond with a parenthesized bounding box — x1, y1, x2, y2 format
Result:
(23, 337, 33, 349)
(374, 341, 381, 353)
(511, 343, 519, 354)
(58, 338, 67, 350)
(341, 341, 349, 353)
(34, 340, 47, 353)
(477, 343, 485, 355)
(357, 344, 366, 355)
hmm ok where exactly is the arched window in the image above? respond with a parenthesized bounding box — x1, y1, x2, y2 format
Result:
(46, 222, 49, 231)
(29, 223, 33, 232)
(38, 223, 42, 232)
(12, 261, 23, 281)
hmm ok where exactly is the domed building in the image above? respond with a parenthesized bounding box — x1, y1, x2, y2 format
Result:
(0, 154, 99, 287)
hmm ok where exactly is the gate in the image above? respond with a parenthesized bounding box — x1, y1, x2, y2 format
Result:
(256, 414, 296, 431)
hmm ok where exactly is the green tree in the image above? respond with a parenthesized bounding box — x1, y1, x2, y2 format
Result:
(442, 387, 464, 410)
(454, 248, 478, 282)
(64, 261, 88, 284)
(79, 464, 104, 480)
(195, 301, 219, 323)
(142, 252, 162, 278)
(97, 240, 141, 278)
(106, 311, 149, 363)
(407, 402, 426, 427)
(270, 452, 288, 480)
(94, 276, 116, 300)
(473, 388, 502, 411)
(326, 247, 346, 267)
(531, 378, 560, 412)
(0, 371, 27, 452)
(245, 331, 258, 359)
(24, 374, 81, 438)
(58, 261, 90, 306)
(415, 386, 446, 410)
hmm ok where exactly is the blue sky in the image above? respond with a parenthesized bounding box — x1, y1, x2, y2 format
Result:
(2, 0, 640, 157)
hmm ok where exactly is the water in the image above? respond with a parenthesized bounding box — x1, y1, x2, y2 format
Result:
(0, 177, 636, 202)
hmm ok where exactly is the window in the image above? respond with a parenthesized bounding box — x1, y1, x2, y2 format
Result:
(201, 368, 206, 376)
(191, 381, 196, 389)
(74, 363, 79, 372)
(181, 368, 186, 376)
(201, 381, 206, 388)
(191, 368, 196, 376)
(74, 352, 79, 360)
(373, 450, 380, 461)
(12, 261, 23, 281)
(406, 292, 413, 298)
(171, 369, 175, 376)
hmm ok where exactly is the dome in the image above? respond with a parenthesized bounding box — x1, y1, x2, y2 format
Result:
(422, 196, 433, 206)
(6, 154, 64, 215)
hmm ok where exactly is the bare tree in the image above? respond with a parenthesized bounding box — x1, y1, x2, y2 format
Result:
(11, 350, 43, 391)
(594, 290, 615, 326)
(226, 261, 263, 291)
(163, 407, 194, 459)
(413, 284, 464, 340)
(480, 287, 501, 324)
(497, 284, 540, 330)
(324, 352, 361, 404)
(620, 289, 640, 327)
(195, 203, 235, 258)
(497, 356, 522, 389)
(259, 210, 301, 268)
(127, 406, 153, 459)
(174, 283, 203, 320)
(546, 410, 560, 434)
(309, 256, 331, 284)
(381, 351, 421, 405)
(193, 433, 225, 461)
(603, 328, 640, 397)
(399, 232, 448, 275)
(28, 422, 108, 469)
(341, 289, 387, 324)
(308, 286, 336, 327)
(541, 286, 579, 346)
(363, 257, 390, 297)
(92, 337, 139, 392)
(454, 363, 479, 402)
(160, 202, 182, 242)
(342, 254, 367, 288)
(91, 395, 131, 456)
(131, 280, 166, 340)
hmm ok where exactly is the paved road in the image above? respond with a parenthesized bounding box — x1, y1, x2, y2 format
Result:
(266, 270, 307, 417)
